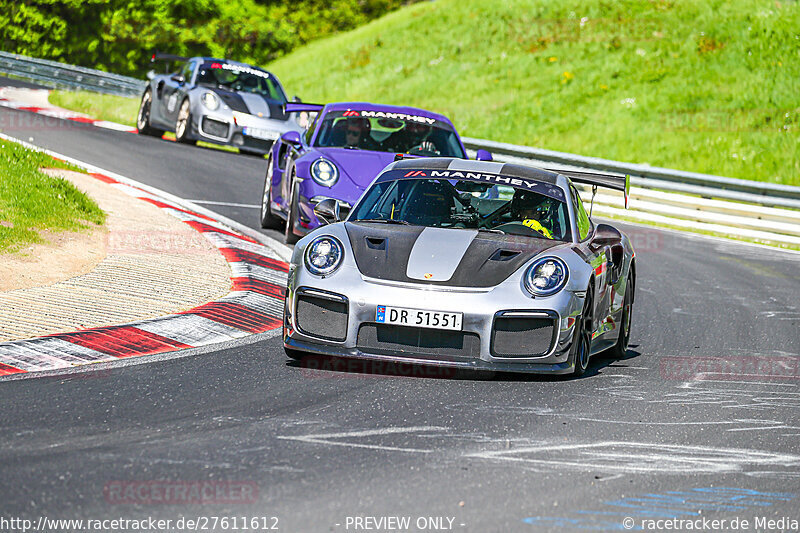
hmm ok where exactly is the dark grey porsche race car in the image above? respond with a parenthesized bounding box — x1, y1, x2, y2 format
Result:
(136, 53, 303, 155)
(283, 157, 636, 376)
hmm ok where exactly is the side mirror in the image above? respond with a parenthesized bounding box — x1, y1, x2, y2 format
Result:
(281, 130, 302, 145)
(146, 69, 156, 81)
(170, 74, 185, 84)
(313, 199, 340, 226)
(592, 223, 623, 247)
(476, 149, 493, 161)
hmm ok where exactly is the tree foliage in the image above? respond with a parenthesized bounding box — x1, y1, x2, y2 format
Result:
(1, 0, 417, 76)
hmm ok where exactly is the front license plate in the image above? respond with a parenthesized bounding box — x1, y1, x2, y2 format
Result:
(376, 305, 463, 331)
(242, 127, 278, 140)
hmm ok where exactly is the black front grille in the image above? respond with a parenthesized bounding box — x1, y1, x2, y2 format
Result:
(201, 117, 229, 138)
(491, 316, 556, 357)
(357, 324, 480, 362)
(296, 292, 348, 341)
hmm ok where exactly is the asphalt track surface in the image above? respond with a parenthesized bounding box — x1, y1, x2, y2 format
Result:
(1, 86, 800, 532)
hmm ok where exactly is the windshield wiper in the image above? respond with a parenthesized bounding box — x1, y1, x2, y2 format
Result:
(477, 227, 506, 234)
(351, 218, 411, 225)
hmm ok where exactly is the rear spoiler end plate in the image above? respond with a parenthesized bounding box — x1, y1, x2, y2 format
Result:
(548, 168, 631, 209)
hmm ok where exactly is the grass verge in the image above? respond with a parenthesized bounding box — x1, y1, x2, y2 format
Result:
(0, 140, 105, 254)
(268, 0, 799, 186)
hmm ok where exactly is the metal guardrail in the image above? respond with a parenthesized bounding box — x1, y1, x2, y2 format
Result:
(0, 52, 145, 97)
(463, 137, 800, 210)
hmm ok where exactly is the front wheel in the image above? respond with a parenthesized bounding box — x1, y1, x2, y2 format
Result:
(175, 99, 195, 144)
(609, 275, 633, 359)
(260, 155, 283, 229)
(136, 89, 164, 137)
(570, 290, 593, 377)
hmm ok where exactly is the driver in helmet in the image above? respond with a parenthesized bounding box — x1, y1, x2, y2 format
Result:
(384, 121, 437, 154)
(510, 189, 555, 239)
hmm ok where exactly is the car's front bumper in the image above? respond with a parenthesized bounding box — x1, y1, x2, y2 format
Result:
(283, 264, 586, 374)
(192, 112, 294, 153)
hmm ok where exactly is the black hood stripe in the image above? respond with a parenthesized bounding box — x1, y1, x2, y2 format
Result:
(345, 222, 562, 288)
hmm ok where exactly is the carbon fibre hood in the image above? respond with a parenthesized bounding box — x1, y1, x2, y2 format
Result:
(209, 88, 288, 120)
(344, 222, 564, 288)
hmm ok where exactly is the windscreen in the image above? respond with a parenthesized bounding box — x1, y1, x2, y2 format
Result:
(349, 171, 571, 241)
(313, 110, 465, 157)
(196, 62, 287, 102)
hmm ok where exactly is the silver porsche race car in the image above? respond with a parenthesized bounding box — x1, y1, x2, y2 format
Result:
(136, 53, 303, 155)
(283, 158, 636, 376)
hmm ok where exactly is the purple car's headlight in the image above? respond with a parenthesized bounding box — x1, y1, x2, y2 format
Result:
(311, 158, 339, 187)
(304, 236, 344, 276)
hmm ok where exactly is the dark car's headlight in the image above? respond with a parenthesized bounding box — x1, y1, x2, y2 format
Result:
(310, 158, 339, 187)
(201, 92, 220, 111)
(524, 257, 569, 297)
(304, 236, 344, 276)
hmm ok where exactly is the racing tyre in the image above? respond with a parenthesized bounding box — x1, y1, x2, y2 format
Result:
(136, 89, 164, 137)
(260, 155, 283, 229)
(609, 274, 633, 359)
(284, 173, 301, 245)
(570, 290, 593, 377)
(175, 99, 196, 145)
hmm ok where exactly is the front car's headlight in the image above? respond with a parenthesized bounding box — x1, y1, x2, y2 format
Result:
(524, 257, 569, 297)
(304, 236, 344, 276)
(201, 92, 220, 111)
(310, 158, 339, 187)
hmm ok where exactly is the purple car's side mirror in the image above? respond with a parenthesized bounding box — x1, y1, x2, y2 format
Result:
(281, 131, 302, 145)
(476, 149, 493, 161)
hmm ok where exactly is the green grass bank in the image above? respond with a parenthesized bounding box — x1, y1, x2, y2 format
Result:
(267, 0, 799, 185)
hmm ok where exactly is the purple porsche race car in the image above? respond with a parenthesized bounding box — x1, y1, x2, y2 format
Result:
(259, 102, 492, 244)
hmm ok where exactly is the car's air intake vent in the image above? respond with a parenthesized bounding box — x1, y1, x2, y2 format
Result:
(201, 117, 229, 139)
(365, 237, 386, 250)
(357, 324, 480, 362)
(295, 290, 348, 342)
(491, 314, 556, 357)
(489, 249, 521, 261)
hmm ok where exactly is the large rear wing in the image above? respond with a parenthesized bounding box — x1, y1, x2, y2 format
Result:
(548, 168, 631, 209)
(150, 51, 189, 63)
